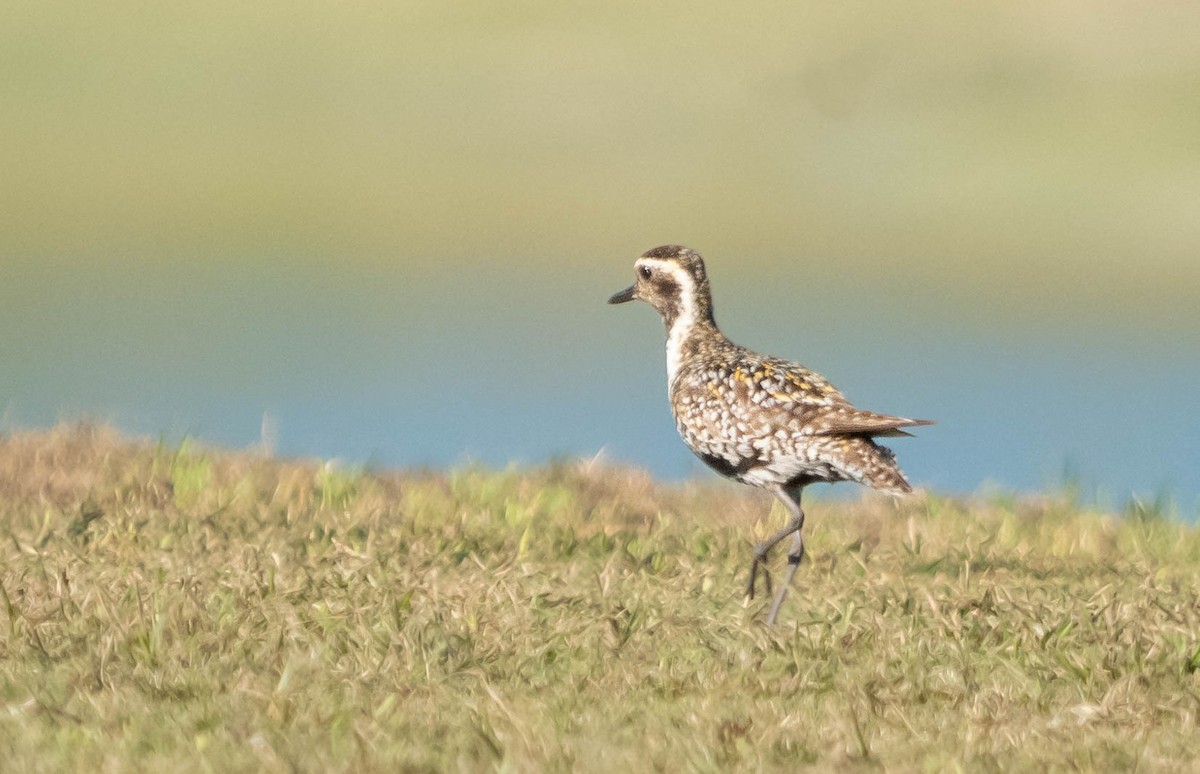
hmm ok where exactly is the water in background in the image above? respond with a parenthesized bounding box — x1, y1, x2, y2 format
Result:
(3, 256, 1197, 515)
(2, 2, 1198, 514)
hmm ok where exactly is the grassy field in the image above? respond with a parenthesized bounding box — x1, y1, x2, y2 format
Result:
(1, 424, 1198, 772)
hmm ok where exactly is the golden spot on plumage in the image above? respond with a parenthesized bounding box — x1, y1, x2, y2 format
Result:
(708, 383, 722, 398)
(734, 368, 750, 383)
(785, 372, 812, 390)
(770, 392, 795, 402)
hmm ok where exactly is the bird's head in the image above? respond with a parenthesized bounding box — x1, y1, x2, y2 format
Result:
(608, 245, 713, 331)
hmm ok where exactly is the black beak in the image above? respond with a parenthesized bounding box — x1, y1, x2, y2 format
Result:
(608, 285, 637, 305)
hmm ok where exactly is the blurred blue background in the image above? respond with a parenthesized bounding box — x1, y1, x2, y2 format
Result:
(2, 2, 1198, 512)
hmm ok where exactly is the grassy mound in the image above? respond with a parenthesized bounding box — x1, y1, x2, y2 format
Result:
(1, 424, 1198, 771)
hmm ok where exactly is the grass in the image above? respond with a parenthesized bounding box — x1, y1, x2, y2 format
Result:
(1, 424, 1199, 772)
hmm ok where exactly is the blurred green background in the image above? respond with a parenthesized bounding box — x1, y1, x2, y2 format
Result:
(2, 2, 1198, 510)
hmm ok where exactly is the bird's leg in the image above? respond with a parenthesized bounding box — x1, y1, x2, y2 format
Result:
(746, 523, 793, 599)
(766, 529, 805, 625)
(745, 488, 805, 601)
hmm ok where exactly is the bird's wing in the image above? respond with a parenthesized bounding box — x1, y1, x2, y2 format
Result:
(674, 351, 931, 445)
(738, 356, 933, 437)
(728, 355, 849, 407)
(807, 408, 935, 438)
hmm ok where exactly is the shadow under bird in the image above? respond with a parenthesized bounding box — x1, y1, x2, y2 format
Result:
(609, 245, 933, 624)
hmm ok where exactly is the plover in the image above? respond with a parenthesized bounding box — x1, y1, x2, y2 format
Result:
(609, 245, 932, 624)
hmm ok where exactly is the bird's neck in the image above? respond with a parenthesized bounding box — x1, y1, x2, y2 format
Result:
(665, 298, 719, 387)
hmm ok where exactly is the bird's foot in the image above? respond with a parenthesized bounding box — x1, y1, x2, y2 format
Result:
(764, 550, 805, 626)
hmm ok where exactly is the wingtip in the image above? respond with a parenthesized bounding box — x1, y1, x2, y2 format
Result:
(811, 411, 936, 438)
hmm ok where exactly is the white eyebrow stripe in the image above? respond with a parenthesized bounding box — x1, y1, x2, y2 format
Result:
(636, 259, 690, 283)
(644, 263, 697, 388)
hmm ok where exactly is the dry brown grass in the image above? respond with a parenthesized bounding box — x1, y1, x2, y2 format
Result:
(1, 424, 1198, 772)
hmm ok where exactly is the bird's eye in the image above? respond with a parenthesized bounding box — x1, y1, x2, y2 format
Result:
(638, 266, 652, 280)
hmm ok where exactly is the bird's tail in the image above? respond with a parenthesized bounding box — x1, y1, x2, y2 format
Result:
(850, 439, 916, 496)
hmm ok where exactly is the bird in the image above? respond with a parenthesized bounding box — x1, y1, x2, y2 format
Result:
(608, 245, 932, 624)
